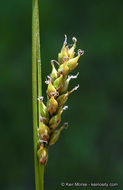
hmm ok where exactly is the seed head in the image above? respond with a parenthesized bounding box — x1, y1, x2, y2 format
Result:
(37, 35, 84, 165)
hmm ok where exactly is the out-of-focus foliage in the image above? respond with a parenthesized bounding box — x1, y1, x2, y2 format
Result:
(0, 0, 123, 190)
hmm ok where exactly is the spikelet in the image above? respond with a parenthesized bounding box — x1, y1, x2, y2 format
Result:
(68, 37, 77, 59)
(38, 122, 50, 142)
(50, 60, 58, 80)
(49, 122, 68, 146)
(37, 97, 49, 124)
(58, 35, 68, 65)
(37, 145, 48, 165)
(47, 96, 58, 116)
(37, 35, 84, 165)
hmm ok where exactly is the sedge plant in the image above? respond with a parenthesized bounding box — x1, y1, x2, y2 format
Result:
(32, 1, 84, 190)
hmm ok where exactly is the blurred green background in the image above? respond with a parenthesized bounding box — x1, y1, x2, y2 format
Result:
(0, 0, 123, 189)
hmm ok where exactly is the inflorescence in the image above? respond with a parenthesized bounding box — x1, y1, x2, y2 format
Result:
(37, 35, 84, 165)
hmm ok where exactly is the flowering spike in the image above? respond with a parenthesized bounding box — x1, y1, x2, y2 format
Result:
(37, 35, 84, 158)
(47, 96, 58, 116)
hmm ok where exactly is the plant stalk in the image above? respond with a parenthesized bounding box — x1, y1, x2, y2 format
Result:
(32, 0, 44, 190)
(36, 1, 45, 190)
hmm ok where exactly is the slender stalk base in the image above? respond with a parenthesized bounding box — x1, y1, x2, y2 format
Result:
(32, 0, 44, 190)
(36, 1, 45, 189)
(39, 162, 44, 189)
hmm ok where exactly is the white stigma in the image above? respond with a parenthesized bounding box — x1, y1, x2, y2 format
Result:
(63, 56, 69, 61)
(73, 84, 80, 91)
(60, 68, 64, 74)
(39, 140, 48, 144)
(64, 122, 69, 129)
(68, 72, 79, 82)
(40, 116, 45, 122)
(64, 34, 67, 45)
(45, 80, 49, 84)
(72, 37, 77, 43)
(45, 75, 51, 84)
(51, 60, 59, 66)
(47, 75, 51, 80)
(37, 96, 44, 101)
(50, 91, 59, 96)
(63, 105, 68, 111)
(78, 49, 84, 56)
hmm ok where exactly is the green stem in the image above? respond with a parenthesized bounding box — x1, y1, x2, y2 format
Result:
(36, 1, 45, 190)
(32, 0, 40, 190)
(36, 0, 42, 125)
(39, 162, 44, 189)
